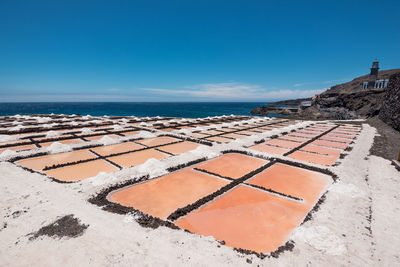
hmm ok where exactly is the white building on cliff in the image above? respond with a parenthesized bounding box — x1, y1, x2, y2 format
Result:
(362, 60, 389, 89)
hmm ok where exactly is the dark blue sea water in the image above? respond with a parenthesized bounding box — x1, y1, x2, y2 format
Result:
(0, 102, 278, 118)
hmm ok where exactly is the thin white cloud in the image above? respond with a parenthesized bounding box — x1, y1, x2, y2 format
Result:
(293, 82, 311, 87)
(106, 88, 121, 92)
(1, 82, 326, 102)
(144, 82, 325, 100)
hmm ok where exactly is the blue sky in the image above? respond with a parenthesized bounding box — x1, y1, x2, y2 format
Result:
(0, 0, 399, 102)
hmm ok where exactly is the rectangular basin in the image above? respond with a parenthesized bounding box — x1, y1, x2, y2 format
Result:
(84, 134, 121, 141)
(264, 139, 303, 149)
(135, 136, 181, 147)
(107, 149, 168, 168)
(249, 144, 290, 155)
(39, 138, 84, 147)
(194, 153, 267, 179)
(157, 141, 202, 155)
(108, 169, 229, 220)
(288, 150, 339, 166)
(175, 185, 310, 253)
(43, 159, 118, 182)
(91, 142, 145, 156)
(300, 144, 341, 156)
(247, 163, 331, 203)
(205, 136, 233, 143)
(311, 140, 348, 150)
(16, 149, 97, 171)
(0, 144, 37, 153)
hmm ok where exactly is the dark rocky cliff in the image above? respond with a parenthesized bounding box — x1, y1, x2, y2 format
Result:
(313, 88, 386, 118)
(379, 73, 400, 131)
(251, 69, 400, 128)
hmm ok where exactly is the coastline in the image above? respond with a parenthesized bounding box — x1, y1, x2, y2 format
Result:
(0, 102, 270, 118)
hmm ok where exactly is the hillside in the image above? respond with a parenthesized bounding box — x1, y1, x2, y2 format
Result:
(310, 69, 400, 119)
(251, 69, 400, 127)
(267, 97, 311, 106)
(324, 69, 400, 95)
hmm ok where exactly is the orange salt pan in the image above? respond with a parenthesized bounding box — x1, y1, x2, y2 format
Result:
(135, 136, 180, 147)
(287, 132, 316, 139)
(245, 129, 263, 133)
(256, 127, 274, 131)
(39, 138, 84, 147)
(188, 132, 209, 139)
(229, 126, 249, 130)
(249, 144, 290, 155)
(16, 149, 97, 171)
(201, 130, 224, 135)
(288, 150, 338, 166)
(279, 135, 310, 143)
(326, 132, 356, 139)
(295, 130, 320, 137)
(247, 163, 330, 203)
(337, 126, 360, 131)
(236, 130, 257, 136)
(84, 134, 121, 141)
(175, 185, 309, 253)
(43, 159, 118, 182)
(107, 149, 168, 168)
(194, 153, 267, 179)
(33, 134, 74, 142)
(75, 131, 108, 137)
(307, 126, 332, 131)
(120, 131, 139, 136)
(221, 133, 248, 139)
(215, 128, 235, 132)
(320, 135, 352, 144)
(301, 129, 324, 135)
(205, 136, 233, 143)
(311, 139, 348, 149)
(91, 142, 144, 156)
(300, 144, 341, 156)
(304, 127, 327, 131)
(157, 141, 201, 155)
(108, 169, 229, 220)
(0, 144, 37, 153)
(264, 139, 302, 149)
(0, 139, 28, 147)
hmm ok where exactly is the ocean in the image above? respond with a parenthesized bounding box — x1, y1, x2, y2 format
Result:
(0, 102, 278, 118)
